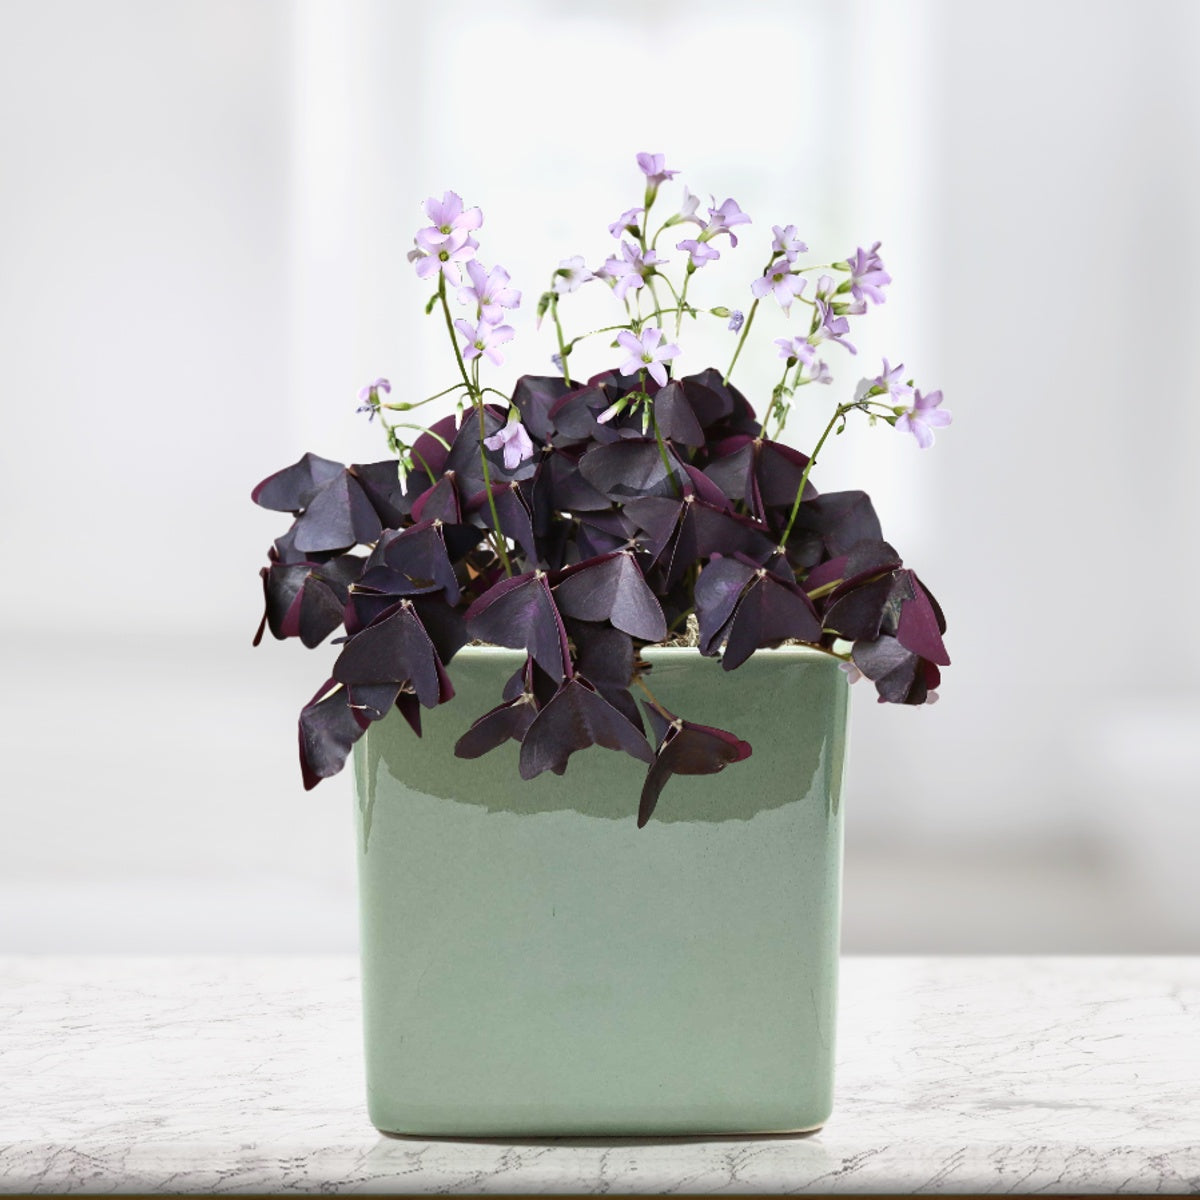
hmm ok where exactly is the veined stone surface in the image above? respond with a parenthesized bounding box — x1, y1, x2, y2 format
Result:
(1, 956, 1197, 1194)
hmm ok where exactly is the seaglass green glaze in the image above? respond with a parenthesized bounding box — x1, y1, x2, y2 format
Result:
(353, 646, 849, 1137)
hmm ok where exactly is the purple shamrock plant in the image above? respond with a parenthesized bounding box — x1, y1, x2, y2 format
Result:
(253, 155, 952, 826)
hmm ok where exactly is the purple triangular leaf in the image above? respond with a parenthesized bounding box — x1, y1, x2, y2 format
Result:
(464, 571, 570, 682)
(252, 452, 345, 512)
(332, 601, 444, 707)
(410, 472, 462, 524)
(721, 571, 823, 671)
(654, 380, 705, 447)
(298, 680, 369, 791)
(553, 551, 667, 642)
(578, 439, 685, 501)
(293, 472, 382, 553)
(518, 679, 653, 779)
(511, 375, 571, 442)
(454, 694, 539, 759)
(637, 703, 753, 826)
(350, 460, 409, 527)
(694, 555, 756, 654)
(894, 571, 951, 665)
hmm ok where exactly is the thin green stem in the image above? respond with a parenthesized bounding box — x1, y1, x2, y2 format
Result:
(381, 381, 468, 411)
(550, 296, 572, 387)
(779, 403, 851, 546)
(724, 298, 759, 385)
(439, 275, 512, 576)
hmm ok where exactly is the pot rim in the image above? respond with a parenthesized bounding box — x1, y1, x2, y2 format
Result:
(455, 643, 843, 665)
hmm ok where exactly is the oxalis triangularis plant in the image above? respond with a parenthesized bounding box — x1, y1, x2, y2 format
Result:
(252, 152, 952, 827)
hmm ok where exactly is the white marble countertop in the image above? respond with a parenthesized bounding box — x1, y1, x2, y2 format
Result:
(1, 956, 1197, 1194)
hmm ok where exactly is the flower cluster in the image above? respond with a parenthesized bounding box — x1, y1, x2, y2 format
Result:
(253, 154, 951, 826)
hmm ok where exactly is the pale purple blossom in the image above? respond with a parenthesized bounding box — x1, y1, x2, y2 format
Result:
(895, 389, 951, 449)
(551, 352, 564, 373)
(925, 690, 940, 705)
(608, 207, 644, 239)
(771, 224, 808, 262)
(727, 309, 744, 333)
(636, 152, 679, 189)
(871, 359, 913, 405)
(600, 241, 665, 301)
(839, 661, 863, 685)
(417, 190, 483, 249)
(484, 419, 535, 469)
(552, 255, 594, 296)
(775, 335, 816, 365)
(454, 318, 515, 367)
(845, 242, 891, 305)
(616, 326, 681, 388)
(357, 377, 391, 403)
(672, 187, 703, 227)
(803, 360, 833, 385)
(815, 300, 857, 355)
(458, 261, 521, 324)
(701, 197, 751, 247)
(413, 227, 476, 282)
(677, 238, 720, 269)
(751, 261, 807, 313)
(356, 377, 390, 420)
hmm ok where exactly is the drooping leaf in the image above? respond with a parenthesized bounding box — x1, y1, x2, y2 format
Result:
(464, 571, 570, 682)
(852, 634, 926, 704)
(720, 568, 823, 670)
(298, 680, 369, 791)
(332, 601, 447, 708)
(518, 678, 653, 779)
(454, 694, 539, 759)
(894, 572, 951, 666)
(637, 702, 752, 826)
(553, 551, 667, 642)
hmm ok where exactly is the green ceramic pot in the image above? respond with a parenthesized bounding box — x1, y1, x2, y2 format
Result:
(353, 645, 849, 1137)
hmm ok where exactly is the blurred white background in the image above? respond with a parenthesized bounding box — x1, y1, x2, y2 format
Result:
(2, 0, 1198, 952)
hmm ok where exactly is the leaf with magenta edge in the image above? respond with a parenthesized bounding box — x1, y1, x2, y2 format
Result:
(637, 700, 752, 826)
(553, 551, 667, 642)
(518, 678, 653, 779)
(252, 452, 345, 512)
(298, 679, 369, 791)
(464, 571, 571, 683)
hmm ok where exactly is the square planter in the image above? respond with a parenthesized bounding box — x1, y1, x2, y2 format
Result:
(353, 645, 849, 1137)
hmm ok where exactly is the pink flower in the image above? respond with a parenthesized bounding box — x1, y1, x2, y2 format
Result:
(771, 224, 808, 262)
(458, 261, 521, 325)
(895, 389, 951, 449)
(552, 255, 594, 296)
(616, 326, 681, 389)
(416, 190, 483, 250)
(636, 152, 679, 189)
(413, 227, 476, 283)
(677, 238, 720, 269)
(454, 318, 515, 367)
(599, 242, 665, 302)
(484, 420, 535, 469)
(702, 197, 751, 247)
(751, 261, 807, 313)
(608, 207, 644, 239)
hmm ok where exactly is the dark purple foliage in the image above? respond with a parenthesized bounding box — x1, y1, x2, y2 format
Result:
(638, 702, 753, 827)
(253, 366, 949, 823)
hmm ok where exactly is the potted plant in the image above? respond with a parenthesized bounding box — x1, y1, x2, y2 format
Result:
(251, 153, 951, 1137)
